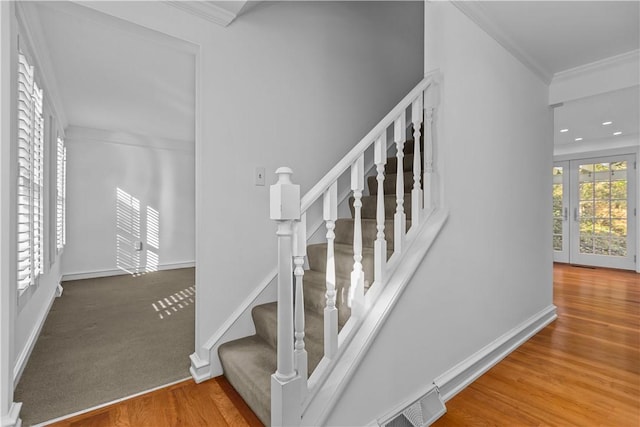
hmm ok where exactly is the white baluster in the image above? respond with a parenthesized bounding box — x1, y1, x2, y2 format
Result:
(411, 94, 423, 225)
(350, 154, 365, 318)
(424, 106, 435, 211)
(374, 134, 387, 284)
(270, 167, 301, 426)
(323, 182, 338, 359)
(394, 114, 407, 254)
(293, 213, 308, 397)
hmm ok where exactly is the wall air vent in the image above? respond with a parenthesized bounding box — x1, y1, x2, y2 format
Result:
(379, 385, 446, 427)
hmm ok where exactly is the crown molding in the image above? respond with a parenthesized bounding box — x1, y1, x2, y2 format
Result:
(164, 1, 239, 27)
(451, 1, 552, 84)
(15, 1, 69, 129)
(553, 49, 640, 82)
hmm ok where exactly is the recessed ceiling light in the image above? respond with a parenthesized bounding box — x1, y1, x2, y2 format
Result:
(602, 121, 613, 126)
(560, 128, 569, 133)
(575, 137, 583, 141)
(613, 131, 622, 136)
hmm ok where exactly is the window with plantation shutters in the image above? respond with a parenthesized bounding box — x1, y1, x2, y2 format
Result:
(17, 50, 44, 290)
(56, 136, 66, 250)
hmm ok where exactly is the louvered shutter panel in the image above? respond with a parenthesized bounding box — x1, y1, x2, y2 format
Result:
(17, 52, 34, 290)
(56, 136, 66, 250)
(16, 51, 45, 289)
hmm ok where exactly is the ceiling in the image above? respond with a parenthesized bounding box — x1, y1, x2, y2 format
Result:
(466, 1, 639, 77)
(27, 1, 639, 148)
(554, 86, 640, 146)
(32, 2, 196, 143)
(458, 1, 639, 148)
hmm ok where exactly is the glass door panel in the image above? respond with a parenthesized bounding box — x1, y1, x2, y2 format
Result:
(569, 155, 636, 270)
(553, 162, 569, 263)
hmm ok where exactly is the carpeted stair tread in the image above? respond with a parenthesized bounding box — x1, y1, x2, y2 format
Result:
(351, 193, 413, 220)
(218, 335, 275, 426)
(367, 171, 414, 195)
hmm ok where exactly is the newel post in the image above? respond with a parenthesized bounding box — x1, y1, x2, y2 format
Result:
(270, 167, 302, 426)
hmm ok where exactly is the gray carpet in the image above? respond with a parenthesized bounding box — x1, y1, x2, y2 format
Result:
(14, 267, 195, 426)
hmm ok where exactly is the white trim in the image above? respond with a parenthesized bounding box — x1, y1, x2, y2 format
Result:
(0, 402, 22, 427)
(32, 377, 191, 427)
(164, 1, 238, 27)
(14, 1, 68, 130)
(553, 49, 640, 82)
(189, 267, 278, 382)
(302, 209, 449, 426)
(451, 1, 551, 84)
(554, 134, 639, 159)
(12, 283, 58, 388)
(65, 125, 194, 154)
(61, 261, 195, 282)
(433, 304, 557, 402)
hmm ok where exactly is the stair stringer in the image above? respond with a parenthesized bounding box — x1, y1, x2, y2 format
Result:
(301, 208, 449, 426)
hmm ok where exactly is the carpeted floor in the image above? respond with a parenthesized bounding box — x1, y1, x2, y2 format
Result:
(14, 268, 195, 426)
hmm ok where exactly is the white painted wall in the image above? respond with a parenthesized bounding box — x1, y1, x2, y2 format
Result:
(78, 0, 425, 366)
(62, 126, 195, 278)
(328, 2, 553, 424)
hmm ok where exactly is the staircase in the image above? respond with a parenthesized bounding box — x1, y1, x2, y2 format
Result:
(216, 74, 441, 426)
(219, 137, 422, 425)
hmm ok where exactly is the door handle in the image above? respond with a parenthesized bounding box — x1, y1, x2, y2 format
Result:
(574, 207, 579, 221)
(563, 207, 568, 221)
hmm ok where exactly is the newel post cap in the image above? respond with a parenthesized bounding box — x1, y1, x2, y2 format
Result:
(270, 167, 300, 220)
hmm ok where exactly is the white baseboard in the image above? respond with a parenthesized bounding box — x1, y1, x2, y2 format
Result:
(434, 304, 558, 402)
(61, 261, 196, 282)
(189, 352, 212, 383)
(1, 402, 22, 427)
(189, 269, 278, 383)
(13, 282, 59, 388)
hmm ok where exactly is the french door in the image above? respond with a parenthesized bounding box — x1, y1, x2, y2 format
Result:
(553, 155, 636, 270)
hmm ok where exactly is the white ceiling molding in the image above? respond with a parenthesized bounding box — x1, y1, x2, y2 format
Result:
(164, 1, 244, 27)
(65, 125, 195, 154)
(15, 1, 69, 129)
(549, 51, 639, 105)
(553, 50, 640, 82)
(451, 1, 552, 84)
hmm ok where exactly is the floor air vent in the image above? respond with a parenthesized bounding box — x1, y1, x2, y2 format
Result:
(380, 386, 446, 427)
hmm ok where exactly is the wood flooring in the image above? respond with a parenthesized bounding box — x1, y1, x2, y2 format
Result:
(46, 264, 638, 426)
(433, 263, 639, 426)
(46, 377, 262, 427)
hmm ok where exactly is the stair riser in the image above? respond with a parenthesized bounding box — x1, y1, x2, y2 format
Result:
(302, 277, 352, 327)
(307, 244, 376, 285)
(351, 194, 413, 220)
(334, 218, 406, 248)
(367, 172, 414, 195)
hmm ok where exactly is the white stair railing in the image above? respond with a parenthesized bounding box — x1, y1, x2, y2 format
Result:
(270, 72, 441, 426)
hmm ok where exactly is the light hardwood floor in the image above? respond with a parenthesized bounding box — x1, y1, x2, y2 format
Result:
(46, 377, 262, 427)
(47, 264, 638, 426)
(434, 263, 639, 426)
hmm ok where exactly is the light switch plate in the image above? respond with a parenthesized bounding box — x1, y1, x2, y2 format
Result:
(255, 167, 266, 186)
